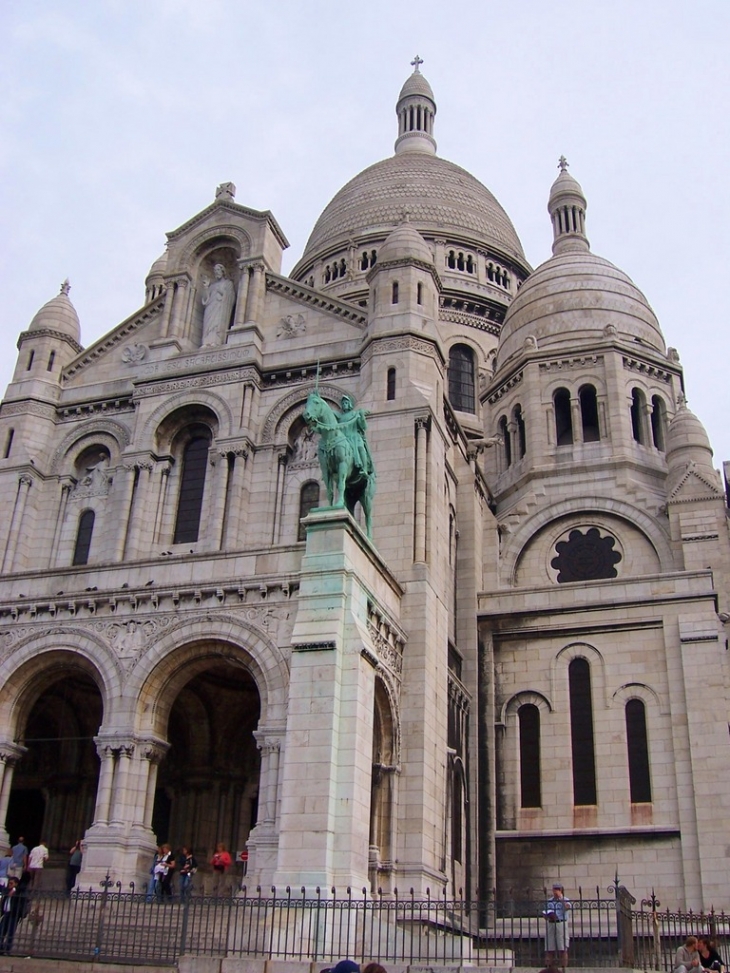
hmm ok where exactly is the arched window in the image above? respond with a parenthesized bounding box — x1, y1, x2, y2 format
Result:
(3, 429, 13, 459)
(626, 698, 652, 803)
(173, 430, 211, 544)
(631, 388, 647, 444)
(569, 658, 597, 805)
(448, 345, 476, 414)
(513, 404, 526, 458)
(26, 350, 34, 371)
(579, 385, 600, 442)
(651, 395, 666, 451)
(47, 351, 56, 372)
(386, 367, 396, 401)
(417, 282, 423, 305)
(499, 416, 511, 467)
(391, 281, 399, 304)
(554, 388, 573, 445)
(519, 703, 541, 808)
(72, 509, 95, 566)
(297, 481, 320, 541)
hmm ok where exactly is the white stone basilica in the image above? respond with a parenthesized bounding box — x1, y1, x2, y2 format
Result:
(0, 62, 728, 908)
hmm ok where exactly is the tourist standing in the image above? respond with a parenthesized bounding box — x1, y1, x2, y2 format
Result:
(66, 840, 82, 893)
(178, 847, 197, 900)
(542, 882, 571, 969)
(8, 838, 26, 881)
(210, 843, 232, 896)
(28, 840, 48, 889)
(0, 877, 23, 954)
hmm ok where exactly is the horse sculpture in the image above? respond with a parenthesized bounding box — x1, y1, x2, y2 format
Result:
(302, 390, 376, 538)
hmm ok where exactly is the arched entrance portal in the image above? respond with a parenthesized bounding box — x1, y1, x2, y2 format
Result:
(152, 662, 261, 869)
(7, 672, 102, 854)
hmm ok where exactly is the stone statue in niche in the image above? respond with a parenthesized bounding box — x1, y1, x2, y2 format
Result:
(201, 263, 236, 347)
(74, 453, 111, 499)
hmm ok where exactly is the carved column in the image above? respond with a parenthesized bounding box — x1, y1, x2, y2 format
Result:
(207, 449, 229, 551)
(271, 452, 288, 544)
(50, 478, 74, 567)
(169, 276, 190, 337)
(225, 448, 248, 549)
(265, 740, 281, 825)
(159, 280, 176, 337)
(414, 418, 429, 563)
(109, 744, 135, 825)
(151, 461, 172, 546)
(507, 420, 518, 463)
(114, 464, 137, 560)
(234, 262, 251, 328)
(571, 396, 584, 444)
(245, 262, 266, 322)
(2, 474, 33, 572)
(0, 744, 27, 844)
(241, 382, 255, 430)
(93, 740, 117, 826)
(140, 741, 169, 830)
(597, 394, 609, 442)
(125, 462, 154, 559)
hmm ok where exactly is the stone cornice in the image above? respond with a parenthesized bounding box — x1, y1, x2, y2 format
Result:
(166, 198, 289, 250)
(439, 306, 502, 336)
(266, 274, 367, 327)
(17, 328, 83, 353)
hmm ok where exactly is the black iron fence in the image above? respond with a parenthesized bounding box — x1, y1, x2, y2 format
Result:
(1, 882, 728, 968)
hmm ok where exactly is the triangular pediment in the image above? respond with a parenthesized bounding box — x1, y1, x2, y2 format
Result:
(668, 462, 723, 504)
(167, 197, 289, 251)
(62, 295, 167, 387)
(265, 273, 368, 332)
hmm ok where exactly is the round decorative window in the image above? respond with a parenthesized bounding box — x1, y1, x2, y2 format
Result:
(551, 527, 622, 583)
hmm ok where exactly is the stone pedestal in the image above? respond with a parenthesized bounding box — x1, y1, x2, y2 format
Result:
(272, 506, 401, 891)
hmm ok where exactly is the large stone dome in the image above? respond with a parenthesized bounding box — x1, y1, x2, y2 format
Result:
(298, 153, 526, 268)
(496, 163, 665, 369)
(496, 249, 665, 368)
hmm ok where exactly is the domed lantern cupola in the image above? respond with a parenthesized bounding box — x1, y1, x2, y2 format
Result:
(367, 214, 440, 324)
(548, 157, 590, 255)
(394, 55, 437, 156)
(10, 279, 82, 392)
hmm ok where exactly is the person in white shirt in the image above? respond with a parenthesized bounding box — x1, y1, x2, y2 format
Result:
(28, 841, 48, 889)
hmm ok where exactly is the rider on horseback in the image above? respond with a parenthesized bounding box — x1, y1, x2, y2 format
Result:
(336, 395, 374, 478)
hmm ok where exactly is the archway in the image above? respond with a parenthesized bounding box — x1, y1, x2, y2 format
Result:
(369, 678, 396, 890)
(152, 661, 261, 871)
(7, 671, 102, 855)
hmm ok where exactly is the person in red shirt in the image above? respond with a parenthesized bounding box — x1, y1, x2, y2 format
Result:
(210, 843, 232, 896)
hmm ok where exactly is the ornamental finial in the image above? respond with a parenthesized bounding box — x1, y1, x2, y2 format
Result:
(411, 54, 424, 72)
(60, 278, 71, 296)
(558, 155, 569, 172)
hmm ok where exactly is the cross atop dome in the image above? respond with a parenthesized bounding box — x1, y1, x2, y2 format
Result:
(395, 59, 437, 156)
(558, 155, 569, 172)
(60, 278, 71, 296)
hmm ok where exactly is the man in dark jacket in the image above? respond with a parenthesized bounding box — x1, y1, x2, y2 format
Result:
(0, 876, 25, 954)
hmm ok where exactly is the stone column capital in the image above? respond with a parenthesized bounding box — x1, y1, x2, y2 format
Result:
(140, 739, 170, 764)
(0, 742, 27, 766)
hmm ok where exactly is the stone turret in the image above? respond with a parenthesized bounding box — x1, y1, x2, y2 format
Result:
(9, 280, 83, 394)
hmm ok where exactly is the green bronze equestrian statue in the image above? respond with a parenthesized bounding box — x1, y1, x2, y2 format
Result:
(302, 390, 376, 538)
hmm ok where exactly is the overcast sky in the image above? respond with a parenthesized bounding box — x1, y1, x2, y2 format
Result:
(1, 0, 728, 465)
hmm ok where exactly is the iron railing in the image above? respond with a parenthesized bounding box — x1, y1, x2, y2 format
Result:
(1, 882, 727, 969)
(632, 893, 730, 973)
